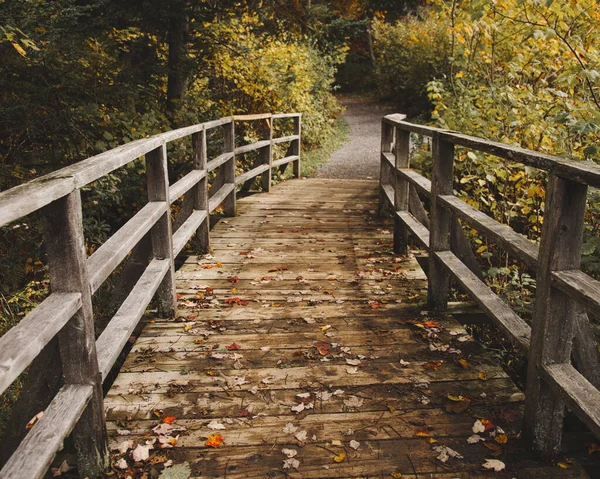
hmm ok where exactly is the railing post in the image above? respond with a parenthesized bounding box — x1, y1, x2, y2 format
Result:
(259, 116, 273, 192)
(43, 191, 109, 478)
(427, 134, 454, 311)
(523, 174, 587, 457)
(223, 121, 236, 216)
(192, 128, 210, 253)
(292, 115, 301, 179)
(379, 120, 394, 215)
(394, 128, 410, 254)
(146, 144, 177, 317)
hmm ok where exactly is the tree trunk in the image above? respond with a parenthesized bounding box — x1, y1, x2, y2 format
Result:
(166, 0, 189, 125)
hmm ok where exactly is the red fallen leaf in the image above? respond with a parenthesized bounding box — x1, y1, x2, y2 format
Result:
(225, 297, 248, 306)
(414, 429, 430, 437)
(423, 321, 438, 328)
(176, 294, 184, 299)
(268, 267, 288, 272)
(205, 433, 223, 448)
(205, 287, 214, 294)
(481, 418, 494, 431)
(314, 341, 331, 356)
(423, 360, 443, 371)
(368, 300, 382, 309)
(296, 276, 304, 281)
(262, 275, 275, 281)
(227, 277, 240, 283)
(226, 343, 242, 351)
(162, 415, 176, 424)
(277, 230, 285, 233)
(239, 409, 250, 417)
(324, 290, 334, 295)
(291, 229, 301, 233)
(239, 251, 249, 255)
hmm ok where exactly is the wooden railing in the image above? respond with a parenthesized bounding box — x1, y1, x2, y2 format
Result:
(0, 113, 301, 478)
(379, 114, 600, 457)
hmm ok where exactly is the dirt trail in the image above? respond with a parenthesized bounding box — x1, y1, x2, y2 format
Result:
(316, 96, 397, 179)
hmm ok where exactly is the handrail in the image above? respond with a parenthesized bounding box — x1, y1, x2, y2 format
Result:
(379, 113, 600, 458)
(0, 112, 301, 479)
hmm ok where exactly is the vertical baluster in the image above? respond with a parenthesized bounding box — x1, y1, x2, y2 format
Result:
(379, 120, 394, 215)
(192, 129, 210, 253)
(427, 135, 454, 311)
(259, 116, 273, 192)
(394, 128, 410, 254)
(223, 121, 236, 216)
(146, 144, 177, 317)
(523, 174, 587, 456)
(43, 191, 109, 478)
(292, 115, 301, 179)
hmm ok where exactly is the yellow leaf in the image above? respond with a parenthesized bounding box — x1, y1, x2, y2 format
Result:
(427, 437, 438, 444)
(391, 473, 402, 478)
(333, 452, 346, 463)
(476, 245, 487, 253)
(414, 430, 430, 437)
(447, 394, 465, 402)
(495, 434, 508, 444)
(11, 42, 27, 57)
(230, 287, 238, 294)
(458, 358, 470, 369)
(455, 71, 465, 78)
(478, 372, 488, 381)
(557, 462, 571, 469)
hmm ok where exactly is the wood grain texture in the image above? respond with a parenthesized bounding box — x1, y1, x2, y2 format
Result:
(0, 384, 92, 479)
(394, 128, 410, 254)
(209, 183, 235, 212)
(397, 211, 429, 249)
(172, 210, 208, 256)
(207, 152, 234, 172)
(397, 168, 432, 198)
(223, 122, 236, 216)
(272, 155, 299, 169)
(169, 169, 206, 204)
(0, 292, 81, 395)
(551, 269, 600, 318)
(191, 130, 210, 253)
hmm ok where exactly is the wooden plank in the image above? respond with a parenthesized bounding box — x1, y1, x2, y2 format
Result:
(292, 116, 301, 178)
(192, 130, 210, 253)
(223, 122, 236, 216)
(397, 211, 429, 249)
(272, 134, 299, 144)
(272, 113, 301, 119)
(232, 113, 272, 121)
(382, 184, 395, 207)
(397, 168, 432, 198)
(436, 250, 531, 351)
(173, 210, 208, 256)
(207, 152, 234, 172)
(542, 363, 600, 439)
(378, 120, 394, 216)
(87, 201, 166, 293)
(234, 139, 271, 155)
(381, 113, 407, 126)
(146, 145, 177, 318)
(0, 176, 75, 227)
(42, 190, 109, 476)
(428, 137, 453, 310)
(394, 128, 410, 254)
(209, 183, 235, 213)
(203, 117, 233, 130)
(259, 119, 272, 192)
(381, 151, 395, 169)
(392, 120, 441, 136)
(96, 258, 170, 380)
(0, 384, 92, 479)
(272, 155, 299, 168)
(158, 123, 204, 143)
(552, 269, 600, 318)
(0, 292, 81, 395)
(169, 169, 206, 204)
(523, 174, 588, 456)
(235, 164, 270, 186)
(438, 194, 539, 269)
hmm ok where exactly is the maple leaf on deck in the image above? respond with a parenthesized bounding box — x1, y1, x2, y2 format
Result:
(205, 433, 224, 448)
(162, 415, 176, 424)
(227, 276, 240, 283)
(227, 342, 242, 351)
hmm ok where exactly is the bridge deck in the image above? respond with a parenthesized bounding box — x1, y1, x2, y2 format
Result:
(104, 179, 586, 478)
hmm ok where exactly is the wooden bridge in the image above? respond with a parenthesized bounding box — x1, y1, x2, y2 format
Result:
(0, 113, 599, 478)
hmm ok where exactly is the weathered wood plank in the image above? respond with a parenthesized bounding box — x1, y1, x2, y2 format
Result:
(272, 113, 301, 119)
(96, 258, 170, 380)
(436, 250, 531, 351)
(397, 168, 431, 198)
(223, 122, 236, 216)
(394, 127, 410, 253)
(232, 113, 272, 121)
(0, 384, 92, 479)
(551, 269, 600, 318)
(169, 169, 206, 204)
(87, 201, 166, 293)
(234, 139, 271, 155)
(209, 183, 235, 213)
(207, 152, 234, 172)
(0, 292, 81, 395)
(272, 134, 299, 145)
(172, 210, 208, 257)
(272, 155, 299, 169)
(235, 164, 270, 186)
(191, 129, 210, 253)
(396, 211, 429, 249)
(438, 194, 539, 269)
(542, 363, 600, 439)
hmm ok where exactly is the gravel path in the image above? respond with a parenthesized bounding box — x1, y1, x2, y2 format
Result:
(316, 96, 396, 179)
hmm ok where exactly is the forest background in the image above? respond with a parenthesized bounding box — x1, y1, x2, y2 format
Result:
(1, 0, 600, 456)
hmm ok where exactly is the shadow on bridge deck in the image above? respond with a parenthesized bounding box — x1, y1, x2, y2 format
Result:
(104, 179, 589, 478)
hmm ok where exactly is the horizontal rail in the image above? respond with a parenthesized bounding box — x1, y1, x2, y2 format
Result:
(272, 113, 301, 119)
(207, 152, 234, 173)
(396, 169, 431, 198)
(87, 201, 166, 294)
(436, 250, 531, 352)
(209, 183, 235, 213)
(0, 293, 82, 395)
(397, 211, 429, 249)
(0, 384, 92, 479)
(381, 184, 395, 206)
(232, 113, 272, 121)
(382, 151, 395, 169)
(169, 170, 206, 204)
(173, 210, 208, 257)
(96, 258, 170, 380)
(551, 269, 600, 318)
(234, 140, 271, 155)
(235, 164, 270, 186)
(272, 135, 299, 145)
(272, 155, 299, 169)
(542, 363, 600, 439)
(438, 195, 539, 269)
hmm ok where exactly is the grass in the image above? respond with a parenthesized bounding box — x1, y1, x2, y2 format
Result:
(301, 117, 349, 178)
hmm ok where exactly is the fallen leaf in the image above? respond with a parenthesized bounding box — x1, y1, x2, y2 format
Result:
(314, 341, 331, 355)
(467, 434, 485, 444)
(26, 411, 44, 429)
(132, 443, 153, 462)
(282, 448, 297, 458)
(423, 321, 439, 328)
(227, 276, 240, 283)
(333, 452, 346, 463)
(423, 360, 443, 371)
(283, 458, 300, 469)
(494, 434, 508, 444)
(472, 419, 485, 433)
(349, 440, 360, 450)
(458, 358, 470, 369)
(226, 342, 242, 351)
(391, 473, 403, 479)
(482, 458, 506, 472)
(343, 396, 364, 408)
(557, 462, 571, 469)
(478, 372, 488, 381)
(205, 433, 223, 448)
(163, 415, 176, 425)
(295, 430, 308, 442)
(207, 420, 225, 430)
(414, 430, 430, 437)
(115, 458, 128, 470)
(346, 367, 359, 374)
(483, 442, 503, 456)
(345, 358, 361, 366)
